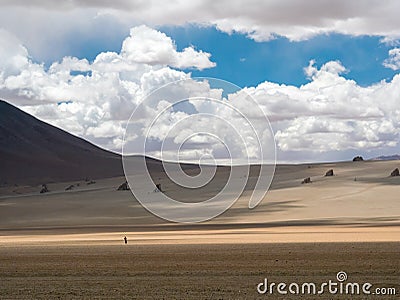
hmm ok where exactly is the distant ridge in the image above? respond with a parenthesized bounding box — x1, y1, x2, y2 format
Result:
(370, 154, 400, 161)
(0, 100, 124, 185)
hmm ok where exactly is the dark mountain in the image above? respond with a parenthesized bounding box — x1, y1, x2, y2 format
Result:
(0, 100, 124, 185)
(371, 154, 400, 161)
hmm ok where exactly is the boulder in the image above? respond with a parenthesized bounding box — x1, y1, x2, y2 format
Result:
(353, 156, 364, 162)
(301, 177, 311, 184)
(390, 168, 400, 177)
(154, 183, 163, 192)
(87, 180, 96, 185)
(40, 184, 49, 193)
(65, 184, 74, 191)
(325, 169, 334, 176)
(117, 181, 130, 191)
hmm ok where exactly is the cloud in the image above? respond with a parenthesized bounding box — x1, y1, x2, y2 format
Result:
(239, 60, 400, 156)
(2, 0, 400, 46)
(383, 48, 400, 70)
(1, 25, 400, 162)
(0, 29, 29, 77)
(121, 25, 215, 70)
(0, 26, 215, 150)
(124, 59, 400, 162)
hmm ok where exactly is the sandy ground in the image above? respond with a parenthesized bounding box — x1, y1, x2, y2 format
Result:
(0, 160, 399, 298)
(0, 160, 399, 231)
(0, 242, 399, 299)
(0, 226, 399, 246)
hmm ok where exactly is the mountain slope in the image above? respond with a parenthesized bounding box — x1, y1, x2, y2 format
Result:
(371, 154, 400, 161)
(0, 100, 123, 185)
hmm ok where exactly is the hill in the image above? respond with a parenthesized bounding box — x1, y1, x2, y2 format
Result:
(0, 100, 124, 185)
(371, 154, 400, 161)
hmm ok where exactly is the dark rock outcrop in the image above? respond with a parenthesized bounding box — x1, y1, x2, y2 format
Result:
(0, 100, 123, 186)
(65, 184, 74, 191)
(390, 168, 400, 177)
(40, 184, 49, 193)
(325, 169, 334, 176)
(117, 181, 130, 191)
(301, 177, 311, 184)
(87, 180, 96, 185)
(353, 156, 364, 162)
(154, 183, 163, 192)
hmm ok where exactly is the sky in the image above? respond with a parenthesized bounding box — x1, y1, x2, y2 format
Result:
(1, 0, 400, 163)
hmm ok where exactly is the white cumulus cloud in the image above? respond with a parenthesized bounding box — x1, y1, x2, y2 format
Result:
(121, 25, 215, 70)
(1, 25, 400, 162)
(0, 26, 215, 151)
(383, 48, 400, 70)
(239, 60, 400, 158)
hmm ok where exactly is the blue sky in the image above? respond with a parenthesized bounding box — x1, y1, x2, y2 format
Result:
(163, 26, 398, 88)
(1, 1, 400, 163)
(38, 25, 398, 89)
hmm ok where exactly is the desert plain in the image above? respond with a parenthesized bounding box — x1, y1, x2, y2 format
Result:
(0, 160, 399, 299)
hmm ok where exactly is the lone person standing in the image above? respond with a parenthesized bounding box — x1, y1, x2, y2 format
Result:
(124, 236, 128, 244)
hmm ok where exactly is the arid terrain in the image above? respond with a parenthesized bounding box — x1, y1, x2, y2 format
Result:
(1, 159, 399, 299)
(1, 159, 399, 231)
(1, 97, 399, 299)
(0, 242, 398, 299)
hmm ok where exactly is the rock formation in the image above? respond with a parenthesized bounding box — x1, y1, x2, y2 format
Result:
(117, 181, 130, 191)
(154, 183, 163, 192)
(325, 169, 334, 176)
(353, 156, 364, 162)
(40, 184, 49, 193)
(301, 177, 311, 184)
(390, 168, 400, 177)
